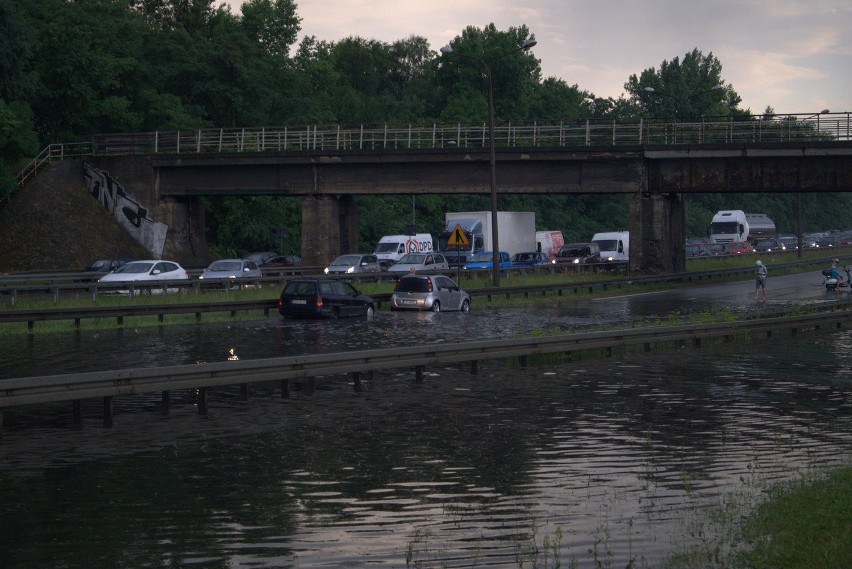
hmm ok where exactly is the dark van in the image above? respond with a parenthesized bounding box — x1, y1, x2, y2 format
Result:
(554, 242, 601, 265)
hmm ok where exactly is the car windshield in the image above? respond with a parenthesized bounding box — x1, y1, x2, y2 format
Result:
(560, 248, 587, 257)
(114, 262, 154, 274)
(331, 255, 362, 266)
(394, 277, 431, 293)
(208, 261, 242, 271)
(397, 253, 427, 264)
(87, 260, 112, 270)
(467, 253, 493, 262)
(375, 242, 400, 253)
(594, 239, 618, 250)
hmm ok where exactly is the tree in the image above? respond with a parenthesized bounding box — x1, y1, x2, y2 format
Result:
(436, 24, 541, 123)
(530, 78, 589, 122)
(624, 48, 743, 119)
(240, 0, 301, 59)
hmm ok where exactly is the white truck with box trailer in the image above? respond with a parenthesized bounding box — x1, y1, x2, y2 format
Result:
(438, 211, 536, 268)
(592, 230, 629, 262)
(709, 210, 776, 245)
(373, 233, 433, 269)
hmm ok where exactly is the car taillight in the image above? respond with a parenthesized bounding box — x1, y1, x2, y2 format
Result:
(316, 296, 323, 307)
(426, 278, 433, 292)
(278, 298, 283, 308)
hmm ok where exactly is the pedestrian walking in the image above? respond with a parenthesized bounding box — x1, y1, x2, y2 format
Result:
(754, 260, 767, 301)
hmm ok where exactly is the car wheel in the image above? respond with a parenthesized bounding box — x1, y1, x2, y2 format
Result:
(460, 299, 470, 313)
(431, 301, 441, 313)
(365, 305, 375, 319)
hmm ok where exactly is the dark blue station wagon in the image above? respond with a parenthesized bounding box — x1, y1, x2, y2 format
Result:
(278, 278, 375, 319)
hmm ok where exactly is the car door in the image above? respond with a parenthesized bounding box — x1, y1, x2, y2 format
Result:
(435, 276, 460, 310)
(318, 281, 342, 315)
(333, 280, 361, 316)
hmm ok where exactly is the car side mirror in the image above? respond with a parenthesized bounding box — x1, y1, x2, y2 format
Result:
(152, 270, 161, 275)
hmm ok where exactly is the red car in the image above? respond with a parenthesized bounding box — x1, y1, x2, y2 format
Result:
(726, 242, 753, 254)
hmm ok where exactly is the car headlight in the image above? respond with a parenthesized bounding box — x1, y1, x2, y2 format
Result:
(572, 259, 579, 264)
(324, 267, 330, 274)
(346, 267, 355, 273)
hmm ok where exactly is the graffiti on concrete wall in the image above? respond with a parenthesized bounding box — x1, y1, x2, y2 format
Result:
(84, 163, 168, 257)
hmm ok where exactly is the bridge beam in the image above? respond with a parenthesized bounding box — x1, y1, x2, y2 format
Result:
(300, 195, 359, 266)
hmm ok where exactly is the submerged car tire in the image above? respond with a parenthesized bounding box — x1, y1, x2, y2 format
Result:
(460, 299, 470, 313)
(431, 301, 441, 313)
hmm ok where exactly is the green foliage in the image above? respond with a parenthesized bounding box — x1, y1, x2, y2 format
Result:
(202, 196, 302, 257)
(625, 48, 744, 119)
(734, 468, 852, 569)
(7, 2, 839, 256)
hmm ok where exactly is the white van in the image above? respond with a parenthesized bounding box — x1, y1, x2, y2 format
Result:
(535, 230, 565, 261)
(592, 230, 629, 262)
(373, 233, 433, 268)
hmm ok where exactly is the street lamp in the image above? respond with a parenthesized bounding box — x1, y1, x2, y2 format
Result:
(440, 36, 537, 287)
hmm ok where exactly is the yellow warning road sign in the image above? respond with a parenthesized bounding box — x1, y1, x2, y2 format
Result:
(447, 224, 470, 247)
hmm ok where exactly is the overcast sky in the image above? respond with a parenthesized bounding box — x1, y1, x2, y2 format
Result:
(227, 0, 851, 115)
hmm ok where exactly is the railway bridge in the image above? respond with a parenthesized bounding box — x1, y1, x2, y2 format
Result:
(19, 115, 852, 273)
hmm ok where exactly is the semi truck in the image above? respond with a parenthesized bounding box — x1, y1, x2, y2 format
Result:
(709, 210, 776, 245)
(438, 211, 536, 268)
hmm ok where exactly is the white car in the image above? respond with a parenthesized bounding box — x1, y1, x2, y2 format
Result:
(98, 260, 189, 293)
(199, 259, 262, 280)
(324, 254, 381, 274)
(387, 252, 449, 272)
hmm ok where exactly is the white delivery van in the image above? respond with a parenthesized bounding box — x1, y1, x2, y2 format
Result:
(373, 233, 433, 268)
(535, 230, 565, 261)
(592, 230, 629, 262)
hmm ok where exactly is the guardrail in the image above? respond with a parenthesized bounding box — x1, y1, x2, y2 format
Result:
(0, 256, 840, 330)
(2, 308, 849, 423)
(0, 263, 621, 305)
(0, 265, 740, 329)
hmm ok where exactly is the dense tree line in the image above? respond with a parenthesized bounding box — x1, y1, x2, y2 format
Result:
(1, 0, 847, 256)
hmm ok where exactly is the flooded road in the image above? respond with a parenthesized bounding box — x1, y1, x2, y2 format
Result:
(1, 272, 850, 568)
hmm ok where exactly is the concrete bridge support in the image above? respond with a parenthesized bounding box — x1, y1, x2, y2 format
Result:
(629, 192, 685, 274)
(300, 195, 359, 266)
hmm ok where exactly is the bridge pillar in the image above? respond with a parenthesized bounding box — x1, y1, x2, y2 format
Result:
(629, 193, 685, 274)
(300, 195, 358, 266)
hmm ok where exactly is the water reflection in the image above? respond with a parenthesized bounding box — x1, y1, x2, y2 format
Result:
(1, 325, 850, 568)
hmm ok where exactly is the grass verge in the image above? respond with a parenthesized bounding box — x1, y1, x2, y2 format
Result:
(731, 467, 852, 569)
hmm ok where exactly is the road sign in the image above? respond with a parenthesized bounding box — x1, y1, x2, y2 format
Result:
(447, 224, 469, 247)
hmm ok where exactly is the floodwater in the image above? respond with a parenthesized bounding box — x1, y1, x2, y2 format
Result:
(1, 297, 851, 568)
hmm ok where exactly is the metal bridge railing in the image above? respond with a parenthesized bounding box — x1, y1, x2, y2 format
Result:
(13, 113, 852, 191)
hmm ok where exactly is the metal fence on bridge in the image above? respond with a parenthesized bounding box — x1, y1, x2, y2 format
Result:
(14, 113, 852, 190)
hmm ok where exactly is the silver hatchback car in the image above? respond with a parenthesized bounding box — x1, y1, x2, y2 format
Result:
(390, 274, 470, 312)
